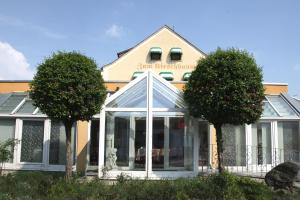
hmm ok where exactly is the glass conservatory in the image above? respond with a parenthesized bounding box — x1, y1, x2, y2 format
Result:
(98, 71, 197, 178)
(217, 94, 300, 173)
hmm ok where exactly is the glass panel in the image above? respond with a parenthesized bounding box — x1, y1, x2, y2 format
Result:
(0, 94, 26, 113)
(49, 121, 76, 165)
(199, 122, 209, 166)
(17, 100, 36, 114)
(262, 102, 279, 117)
(107, 77, 147, 108)
(251, 123, 272, 165)
(152, 115, 193, 171)
(169, 117, 185, 168)
(152, 117, 164, 169)
(222, 125, 246, 166)
(278, 121, 300, 162)
(21, 120, 44, 163)
(105, 112, 146, 170)
(89, 120, 99, 166)
(267, 96, 297, 116)
(153, 77, 185, 108)
(0, 119, 15, 163)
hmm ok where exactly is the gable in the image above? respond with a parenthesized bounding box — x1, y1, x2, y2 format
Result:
(102, 26, 206, 81)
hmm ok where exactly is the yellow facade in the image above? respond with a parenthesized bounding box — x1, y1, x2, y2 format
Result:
(102, 26, 206, 81)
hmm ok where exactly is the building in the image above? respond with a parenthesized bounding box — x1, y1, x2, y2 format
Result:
(0, 26, 299, 179)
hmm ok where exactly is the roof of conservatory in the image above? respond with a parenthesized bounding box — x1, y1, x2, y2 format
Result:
(0, 90, 299, 119)
(262, 94, 300, 118)
(105, 71, 185, 109)
(0, 92, 43, 116)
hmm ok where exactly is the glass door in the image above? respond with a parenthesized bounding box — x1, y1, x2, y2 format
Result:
(152, 115, 191, 171)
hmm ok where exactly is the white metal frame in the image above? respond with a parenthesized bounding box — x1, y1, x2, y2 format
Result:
(98, 71, 197, 179)
(1, 117, 77, 172)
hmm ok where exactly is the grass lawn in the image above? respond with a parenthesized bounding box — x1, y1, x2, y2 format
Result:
(0, 171, 299, 200)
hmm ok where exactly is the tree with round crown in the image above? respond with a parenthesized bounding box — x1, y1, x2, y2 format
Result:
(30, 51, 106, 178)
(184, 48, 264, 173)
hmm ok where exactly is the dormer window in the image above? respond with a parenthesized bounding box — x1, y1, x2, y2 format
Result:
(132, 71, 144, 80)
(170, 48, 182, 61)
(150, 47, 162, 60)
(159, 72, 174, 81)
(182, 72, 191, 81)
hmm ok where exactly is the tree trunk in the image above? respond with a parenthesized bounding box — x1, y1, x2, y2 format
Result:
(215, 124, 225, 173)
(64, 121, 73, 180)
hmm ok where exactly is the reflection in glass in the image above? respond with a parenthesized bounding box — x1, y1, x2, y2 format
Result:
(222, 125, 246, 166)
(105, 112, 146, 170)
(251, 123, 272, 165)
(49, 121, 76, 165)
(152, 118, 164, 169)
(107, 78, 147, 108)
(278, 121, 300, 162)
(153, 77, 185, 108)
(0, 119, 15, 163)
(152, 116, 193, 171)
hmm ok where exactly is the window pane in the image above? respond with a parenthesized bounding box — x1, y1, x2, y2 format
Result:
(152, 77, 185, 108)
(0, 94, 26, 113)
(267, 96, 298, 116)
(199, 122, 209, 166)
(49, 121, 76, 165)
(262, 102, 279, 117)
(278, 121, 300, 162)
(89, 120, 99, 166)
(105, 112, 146, 170)
(107, 78, 147, 108)
(222, 125, 246, 166)
(21, 120, 44, 163)
(17, 100, 36, 114)
(152, 116, 193, 171)
(152, 117, 164, 169)
(169, 117, 185, 168)
(0, 119, 15, 163)
(251, 123, 272, 165)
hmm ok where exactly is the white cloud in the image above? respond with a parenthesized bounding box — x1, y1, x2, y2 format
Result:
(0, 41, 34, 80)
(0, 15, 67, 40)
(105, 24, 123, 38)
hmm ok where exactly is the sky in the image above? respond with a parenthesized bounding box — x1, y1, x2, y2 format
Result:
(0, 0, 299, 96)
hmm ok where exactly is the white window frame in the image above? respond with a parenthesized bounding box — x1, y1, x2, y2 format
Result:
(1, 117, 77, 171)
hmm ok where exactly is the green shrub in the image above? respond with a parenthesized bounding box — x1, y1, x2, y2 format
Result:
(0, 171, 299, 199)
(0, 171, 58, 199)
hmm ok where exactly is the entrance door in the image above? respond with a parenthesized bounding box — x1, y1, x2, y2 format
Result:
(88, 120, 99, 171)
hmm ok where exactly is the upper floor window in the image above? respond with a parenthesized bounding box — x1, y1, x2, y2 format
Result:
(182, 72, 191, 81)
(170, 48, 182, 61)
(150, 47, 162, 60)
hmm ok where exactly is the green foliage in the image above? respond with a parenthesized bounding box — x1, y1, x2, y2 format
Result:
(0, 171, 60, 199)
(30, 51, 106, 122)
(0, 171, 299, 199)
(0, 139, 18, 163)
(0, 139, 18, 175)
(184, 48, 264, 126)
